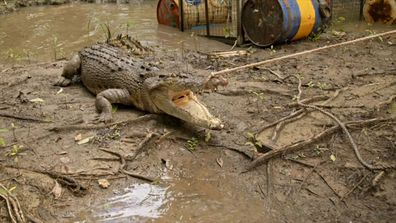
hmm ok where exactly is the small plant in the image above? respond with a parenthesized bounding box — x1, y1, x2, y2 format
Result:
(309, 32, 321, 41)
(186, 137, 199, 151)
(7, 144, 23, 162)
(223, 26, 231, 38)
(245, 132, 263, 151)
(316, 81, 330, 90)
(251, 91, 265, 100)
(99, 23, 113, 42)
(366, 29, 383, 42)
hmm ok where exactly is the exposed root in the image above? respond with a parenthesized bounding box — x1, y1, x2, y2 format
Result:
(0, 183, 26, 223)
(372, 171, 385, 187)
(376, 94, 396, 111)
(256, 109, 306, 133)
(294, 77, 395, 170)
(1, 165, 87, 196)
(341, 173, 371, 201)
(271, 111, 307, 142)
(99, 148, 155, 182)
(0, 112, 52, 123)
(247, 117, 396, 171)
(216, 88, 293, 98)
(48, 114, 158, 132)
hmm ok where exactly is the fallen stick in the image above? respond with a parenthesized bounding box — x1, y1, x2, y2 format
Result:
(0, 183, 26, 223)
(247, 117, 395, 171)
(294, 77, 395, 170)
(0, 112, 52, 123)
(341, 173, 370, 201)
(99, 148, 155, 182)
(210, 29, 396, 76)
(48, 114, 157, 132)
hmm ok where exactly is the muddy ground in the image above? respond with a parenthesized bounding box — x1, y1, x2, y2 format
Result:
(0, 27, 396, 222)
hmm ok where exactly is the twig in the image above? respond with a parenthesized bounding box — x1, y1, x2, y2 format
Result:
(48, 114, 157, 132)
(371, 171, 385, 187)
(315, 171, 342, 198)
(341, 173, 370, 201)
(294, 77, 395, 170)
(261, 68, 285, 80)
(287, 95, 330, 107)
(256, 109, 305, 133)
(271, 111, 307, 142)
(287, 159, 325, 197)
(376, 95, 396, 111)
(0, 112, 52, 123)
(320, 88, 344, 105)
(1, 165, 87, 196)
(247, 117, 395, 171)
(313, 104, 365, 109)
(216, 88, 293, 97)
(207, 142, 254, 159)
(266, 160, 272, 196)
(210, 29, 396, 76)
(99, 148, 155, 182)
(129, 132, 159, 161)
(0, 183, 26, 223)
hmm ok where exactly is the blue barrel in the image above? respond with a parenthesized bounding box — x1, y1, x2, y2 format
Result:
(242, 0, 322, 47)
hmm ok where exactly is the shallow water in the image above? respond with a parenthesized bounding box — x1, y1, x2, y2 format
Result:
(0, 1, 229, 64)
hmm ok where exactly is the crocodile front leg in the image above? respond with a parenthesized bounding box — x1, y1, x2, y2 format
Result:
(95, 89, 132, 123)
(55, 54, 81, 86)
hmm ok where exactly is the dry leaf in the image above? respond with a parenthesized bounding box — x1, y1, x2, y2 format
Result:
(56, 88, 63, 95)
(77, 136, 94, 145)
(74, 133, 82, 141)
(98, 179, 110, 189)
(50, 181, 62, 199)
(29, 98, 44, 103)
(216, 157, 224, 167)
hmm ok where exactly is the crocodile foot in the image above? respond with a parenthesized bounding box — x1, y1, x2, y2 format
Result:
(54, 77, 72, 87)
(96, 112, 112, 123)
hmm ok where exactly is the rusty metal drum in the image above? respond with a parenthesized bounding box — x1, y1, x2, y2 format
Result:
(157, 0, 230, 29)
(242, 0, 322, 47)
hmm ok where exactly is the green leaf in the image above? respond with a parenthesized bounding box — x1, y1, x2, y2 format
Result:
(0, 138, 5, 146)
(205, 131, 211, 143)
(0, 128, 9, 133)
(112, 105, 118, 113)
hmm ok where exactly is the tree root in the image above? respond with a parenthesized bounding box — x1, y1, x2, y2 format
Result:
(1, 165, 87, 196)
(0, 112, 52, 123)
(0, 183, 26, 223)
(99, 148, 155, 182)
(247, 118, 396, 171)
(48, 114, 158, 132)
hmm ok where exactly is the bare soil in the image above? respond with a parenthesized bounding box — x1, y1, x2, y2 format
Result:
(0, 29, 395, 222)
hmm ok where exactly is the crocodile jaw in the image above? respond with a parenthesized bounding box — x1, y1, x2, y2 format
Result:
(151, 89, 223, 130)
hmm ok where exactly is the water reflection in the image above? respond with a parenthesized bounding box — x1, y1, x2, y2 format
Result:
(92, 183, 168, 222)
(0, 1, 229, 64)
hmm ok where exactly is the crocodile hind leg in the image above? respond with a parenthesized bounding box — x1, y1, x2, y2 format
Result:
(55, 54, 81, 86)
(95, 89, 132, 123)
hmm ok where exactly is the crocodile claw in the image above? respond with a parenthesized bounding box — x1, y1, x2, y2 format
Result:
(54, 77, 72, 87)
(96, 112, 112, 123)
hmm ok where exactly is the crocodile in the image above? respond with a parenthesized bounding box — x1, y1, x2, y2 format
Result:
(55, 40, 227, 129)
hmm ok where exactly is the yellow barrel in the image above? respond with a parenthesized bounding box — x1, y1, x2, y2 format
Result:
(242, 0, 322, 47)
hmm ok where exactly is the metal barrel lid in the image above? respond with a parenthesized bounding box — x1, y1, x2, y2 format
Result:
(241, 0, 284, 47)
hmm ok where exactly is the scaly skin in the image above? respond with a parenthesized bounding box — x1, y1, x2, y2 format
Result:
(55, 43, 227, 129)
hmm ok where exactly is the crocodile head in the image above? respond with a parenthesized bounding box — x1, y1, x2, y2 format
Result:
(147, 74, 227, 130)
